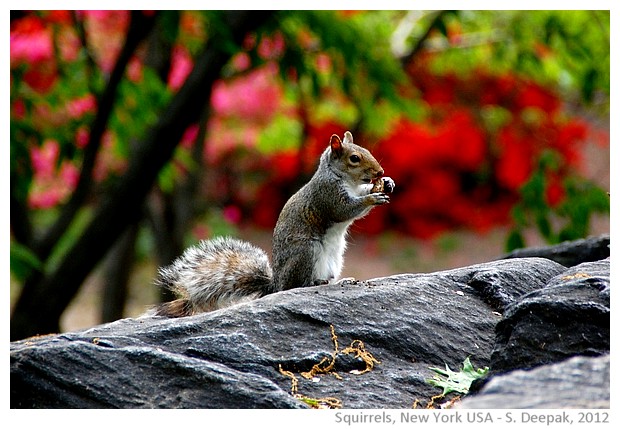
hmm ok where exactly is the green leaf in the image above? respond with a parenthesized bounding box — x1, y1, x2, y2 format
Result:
(157, 163, 176, 194)
(10, 242, 43, 281)
(581, 68, 597, 103)
(506, 229, 525, 252)
(256, 115, 303, 154)
(535, 212, 553, 241)
(427, 357, 489, 396)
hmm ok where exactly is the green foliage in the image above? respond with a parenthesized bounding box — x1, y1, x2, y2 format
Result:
(506, 151, 609, 252)
(10, 10, 609, 270)
(112, 68, 171, 155)
(10, 242, 43, 281)
(427, 357, 489, 396)
(432, 11, 609, 106)
(556, 178, 610, 242)
(257, 115, 303, 154)
(276, 11, 421, 128)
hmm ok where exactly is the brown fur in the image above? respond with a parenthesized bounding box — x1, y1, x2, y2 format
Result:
(153, 299, 195, 318)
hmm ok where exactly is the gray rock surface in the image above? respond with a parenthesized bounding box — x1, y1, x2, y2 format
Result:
(10, 236, 610, 409)
(503, 234, 609, 267)
(459, 354, 610, 409)
(491, 258, 610, 373)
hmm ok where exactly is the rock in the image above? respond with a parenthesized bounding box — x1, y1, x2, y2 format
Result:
(503, 234, 609, 267)
(10, 340, 304, 409)
(458, 354, 610, 409)
(439, 258, 566, 312)
(491, 258, 610, 373)
(11, 257, 565, 409)
(11, 241, 610, 409)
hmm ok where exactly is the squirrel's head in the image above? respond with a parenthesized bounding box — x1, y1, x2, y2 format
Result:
(326, 131, 384, 193)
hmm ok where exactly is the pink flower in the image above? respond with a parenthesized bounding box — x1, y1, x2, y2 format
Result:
(29, 187, 63, 209)
(67, 94, 97, 118)
(60, 162, 80, 189)
(75, 126, 90, 148)
(210, 66, 283, 121)
(10, 26, 53, 64)
(57, 26, 81, 62)
(180, 124, 199, 149)
(231, 52, 251, 72)
(315, 53, 331, 73)
(79, 11, 130, 73)
(223, 205, 242, 224)
(168, 45, 193, 91)
(257, 32, 285, 59)
(28, 139, 80, 209)
(127, 56, 143, 82)
(12, 99, 26, 120)
(30, 139, 60, 178)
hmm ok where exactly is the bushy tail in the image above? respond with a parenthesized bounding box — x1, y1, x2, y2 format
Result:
(153, 236, 275, 317)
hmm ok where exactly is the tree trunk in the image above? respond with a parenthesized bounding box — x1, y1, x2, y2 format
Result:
(100, 223, 139, 323)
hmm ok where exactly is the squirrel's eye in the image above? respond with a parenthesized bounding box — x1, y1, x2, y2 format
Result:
(349, 154, 361, 163)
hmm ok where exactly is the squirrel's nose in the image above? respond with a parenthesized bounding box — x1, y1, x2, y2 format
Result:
(376, 169, 384, 178)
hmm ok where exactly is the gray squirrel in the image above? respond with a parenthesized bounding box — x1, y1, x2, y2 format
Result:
(153, 131, 395, 317)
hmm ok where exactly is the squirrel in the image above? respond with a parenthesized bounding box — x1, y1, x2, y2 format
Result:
(152, 131, 395, 317)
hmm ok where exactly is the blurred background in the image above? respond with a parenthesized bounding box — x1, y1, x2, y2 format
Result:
(10, 10, 609, 340)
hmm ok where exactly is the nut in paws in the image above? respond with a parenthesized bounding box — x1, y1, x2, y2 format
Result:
(371, 176, 396, 194)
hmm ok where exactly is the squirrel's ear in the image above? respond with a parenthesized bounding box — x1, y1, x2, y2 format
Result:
(330, 134, 343, 156)
(343, 131, 354, 145)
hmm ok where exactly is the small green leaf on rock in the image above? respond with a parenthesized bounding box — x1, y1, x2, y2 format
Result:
(427, 357, 489, 396)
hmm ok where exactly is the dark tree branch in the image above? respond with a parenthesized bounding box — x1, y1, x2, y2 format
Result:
(10, 179, 33, 246)
(70, 10, 98, 92)
(10, 11, 27, 23)
(399, 10, 451, 67)
(31, 11, 156, 261)
(144, 10, 180, 81)
(99, 11, 181, 315)
(11, 11, 274, 340)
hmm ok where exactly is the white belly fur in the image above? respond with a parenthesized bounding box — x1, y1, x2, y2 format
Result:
(313, 220, 352, 282)
(312, 181, 374, 282)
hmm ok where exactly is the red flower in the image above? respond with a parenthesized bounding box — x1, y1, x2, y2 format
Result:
(270, 151, 300, 183)
(421, 74, 457, 105)
(555, 119, 588, 167)
(478, 72, 517, 105)
(495, 127, 534, 190)
(545, 174, 565, 207)
(23, 66, 57, 93)
(437, 109, 486, 170)
(514, 82, 560, 113)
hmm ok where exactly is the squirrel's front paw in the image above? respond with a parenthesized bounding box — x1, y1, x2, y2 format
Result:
(367, 192, 390, 205)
